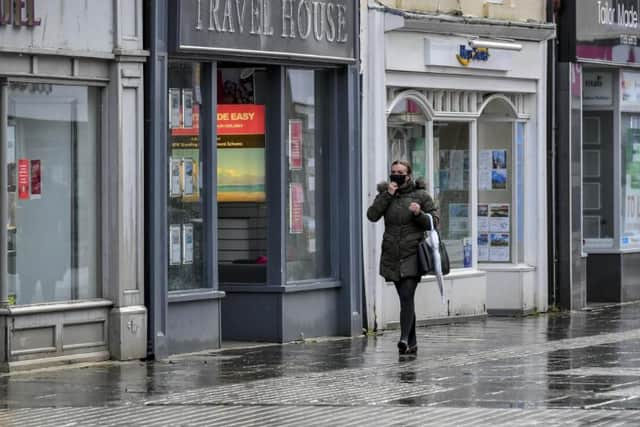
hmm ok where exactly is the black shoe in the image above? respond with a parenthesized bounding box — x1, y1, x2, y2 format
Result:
(406, 344, 418, 355)
(397, 340, 408, 354)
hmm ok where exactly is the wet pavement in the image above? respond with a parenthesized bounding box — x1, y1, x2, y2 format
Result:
(2, 303, 640, 425)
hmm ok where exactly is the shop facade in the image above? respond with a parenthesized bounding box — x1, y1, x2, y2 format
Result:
(555, 0, 640, 308)
(146, 0, 362, 357)
(0, 1, 147, 369)
(362, 6, 555, 329)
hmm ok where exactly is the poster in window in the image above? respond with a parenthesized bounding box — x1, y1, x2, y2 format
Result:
(17, 159, 29, 200)
(289, 119, 303, 170)
(169, 224, 182, 265)
(170, 158, 182, 197)
(489, 204, 510, 232)
(489, 233, 510, 262)
(448, 150, 465, 190)
(30, 160, 41, 199)
(183, 158, 194, 196)
(169, 88, 181, 129)
(182, 223, 194, 265)
(478, 233, 489, 262)
(182, 89, 193, 128)
(478, 204, 489, 233)
(289, 183, 304, 234)
(624, 128, 640, 244)
(448, 203, 469, 238)
(217, 104, 266, 202)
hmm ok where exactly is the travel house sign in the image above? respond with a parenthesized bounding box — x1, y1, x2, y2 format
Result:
(176, 0, 355, 62)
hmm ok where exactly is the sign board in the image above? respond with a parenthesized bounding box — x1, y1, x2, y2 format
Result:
(424, 39, 513, 71)
(174, 0, 356, 62)
(566, 0, 640, 64)
(583, 71, 614, 106)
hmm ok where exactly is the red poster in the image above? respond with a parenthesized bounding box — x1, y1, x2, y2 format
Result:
(289, 183, 304, 234)
(288, 119, 303, 170)
(217, 104, 265, 135)
(18, 159, 30, 200)
(30, 160, 41, 199)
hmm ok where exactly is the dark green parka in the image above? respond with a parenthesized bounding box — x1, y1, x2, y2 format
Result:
(367, 178, 437, 282)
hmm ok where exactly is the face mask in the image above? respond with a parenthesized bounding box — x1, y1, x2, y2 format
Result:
(389, 174, 407, 186)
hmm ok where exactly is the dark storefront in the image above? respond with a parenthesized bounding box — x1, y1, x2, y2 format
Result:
(145, 0, 362, 357)
(555, 0, 640, 309)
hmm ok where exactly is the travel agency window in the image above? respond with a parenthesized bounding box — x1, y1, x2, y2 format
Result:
(620, 71, 640, 249)
(216, 65, 269, 284)
(582, 69, 615, 249)
(434, 121, 471, 269)
(7, 82, 101, 305)
(168, 62, 205, 290)
(285, 68, 334, 282)
(477, 97, 524, 264)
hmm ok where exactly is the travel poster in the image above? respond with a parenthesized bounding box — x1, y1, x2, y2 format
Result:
(448, 203, 469, 237)
(289, 119, 303, 170)
(289, 182, 304, 234)
(489, 233, 510, 262)
(478, 233, 489, 262)
(18, 159, 29, 200)
(489, 203, 510, 232)
(169, 224, 182, 265)
(478, 204, 489, 233)
(182, 223, 194, 265)
(217, 104, 266, 202)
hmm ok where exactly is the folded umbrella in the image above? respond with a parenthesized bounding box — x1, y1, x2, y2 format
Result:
(426, 213, 446, 305)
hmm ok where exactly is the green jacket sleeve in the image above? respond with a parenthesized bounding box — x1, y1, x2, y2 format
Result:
(367, 191, 393, 222)
(412, 193, 438, 230)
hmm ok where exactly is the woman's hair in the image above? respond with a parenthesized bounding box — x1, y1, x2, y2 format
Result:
(391, 160, 412, 175)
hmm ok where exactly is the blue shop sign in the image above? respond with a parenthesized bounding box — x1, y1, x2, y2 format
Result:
(456, 45, 490, 66)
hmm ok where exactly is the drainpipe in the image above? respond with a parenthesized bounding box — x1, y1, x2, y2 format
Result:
(546, 0, 558, 309)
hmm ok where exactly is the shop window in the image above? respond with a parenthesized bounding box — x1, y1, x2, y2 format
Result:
(387, 98, 430, 183)
(168, 62, 205, 290)
(285, 69, 333, 282)
(7, 83, 100, 305)
(621, 113, 640, 248)
(477, 99, 518, 264)
(434, 122, 470, 269)
(217, 67, 268, 284)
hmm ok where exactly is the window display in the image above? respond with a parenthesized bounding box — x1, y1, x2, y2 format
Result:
(168, 62, 204, 290)
(622, 114, 640, 248)
(434, 122, 470, 269)
(285, 69, 332, 282)
(7, 83, 100, 305)
(387, 98, 429, 182)
(478, 118, 513, 263)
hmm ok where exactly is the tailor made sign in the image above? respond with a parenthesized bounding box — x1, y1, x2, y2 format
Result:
(0, 0, 41, 27)
(575, 0, 640, 64)
(175, 0, 355, 62)
(424, 39, 513, 71)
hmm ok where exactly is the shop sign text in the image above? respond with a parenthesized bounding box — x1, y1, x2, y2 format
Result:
(177, 0, 355, 61)
(0, 0, 41, 27)
(456, 45, 490, 66)
(597, 1, 639, 28)
(195, 0, 349, 43)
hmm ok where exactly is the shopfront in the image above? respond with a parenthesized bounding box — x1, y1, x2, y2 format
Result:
(363, 8, 554, 328)
(146, 0, 362, 357)
(557, 0, 640, 306)
(0, 1, 147, 369)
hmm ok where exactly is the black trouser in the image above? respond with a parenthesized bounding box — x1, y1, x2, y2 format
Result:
(394, 277, 419, 347)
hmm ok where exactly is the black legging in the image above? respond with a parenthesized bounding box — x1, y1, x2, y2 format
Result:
(394, 277, 419, 347)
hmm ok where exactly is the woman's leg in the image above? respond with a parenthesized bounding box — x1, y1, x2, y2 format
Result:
(394, 277, 419, 348)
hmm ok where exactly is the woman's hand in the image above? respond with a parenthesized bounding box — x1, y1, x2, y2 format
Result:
(388, 182, 398, 195)
(409, 202, 421, 215)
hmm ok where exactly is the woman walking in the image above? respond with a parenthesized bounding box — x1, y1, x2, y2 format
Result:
(367, 160, 437, 355)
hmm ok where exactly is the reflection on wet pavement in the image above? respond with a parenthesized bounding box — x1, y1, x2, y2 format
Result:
(1, 303, 640, 414)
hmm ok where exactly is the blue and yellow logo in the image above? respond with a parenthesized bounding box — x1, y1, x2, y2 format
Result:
(456, 45, 490, 66)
